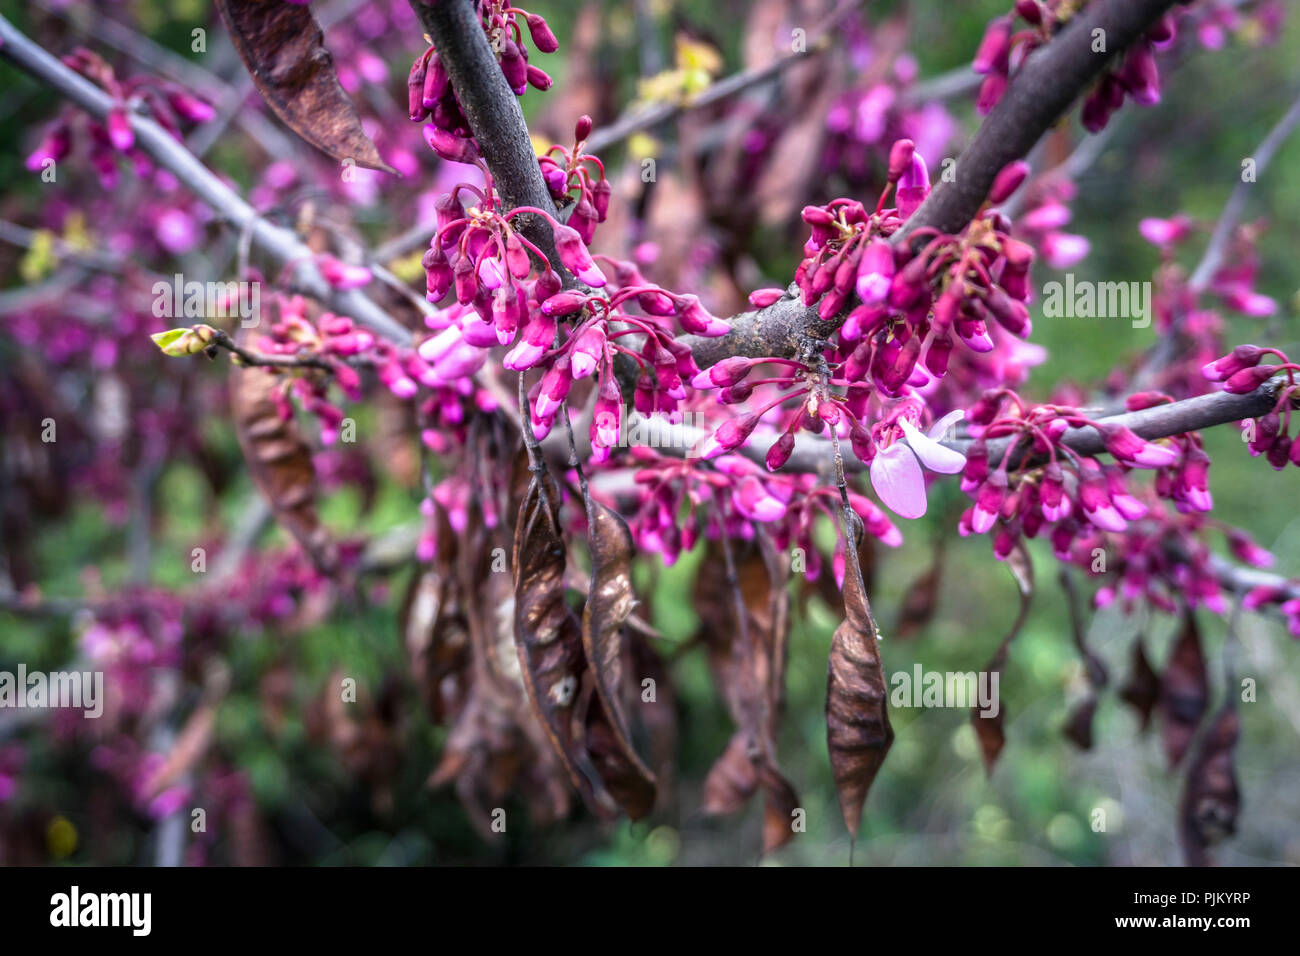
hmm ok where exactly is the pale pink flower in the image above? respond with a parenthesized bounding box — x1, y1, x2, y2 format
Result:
(870, 410, 966, 519)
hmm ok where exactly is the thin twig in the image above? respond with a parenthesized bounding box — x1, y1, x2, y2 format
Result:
(1188, 88, 1300, 291)
(584, 0, 863, 156)
(208, 328, 335, 371)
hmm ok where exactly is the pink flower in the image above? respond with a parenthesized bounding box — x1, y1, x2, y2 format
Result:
(1138, 215, 1192, 248)
(870, 410, 966, 519)
(733, 475, 787, 522)
(855, 239, 895, 305)
(895, 154, 930, 219)
(1042, 232, 1090, 269)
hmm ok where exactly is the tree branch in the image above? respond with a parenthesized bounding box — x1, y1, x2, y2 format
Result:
(631, 378, 1288, 476)
(684, 0, 1180, 367)
(405, 0, 564, 273)
(1187, 88, 1300, 291)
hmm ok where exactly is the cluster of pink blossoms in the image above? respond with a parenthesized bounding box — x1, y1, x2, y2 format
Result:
(25, 48, 215, 189)
(622, 445, 900, 578)
(416, 113, 731, 463)
(693, 139, 1040, 523)
(798, 142, 1034, 393)
(974, 1, 1173, 127)
(955, 388, 1213, 560)
(409, 0, 557, 163)
(1205, 345, 1300, 471)
(1084, 511, 1284, 624)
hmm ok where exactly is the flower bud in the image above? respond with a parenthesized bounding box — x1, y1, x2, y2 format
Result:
(107, 107, 134, 152)
(973, 15, 1013, 75)
(691, 356, 753, 389)
(1202, 343, 1263, 382)
(988, 160, 1029, 204)
(553, 223, 606, 286)
(534, 364, 573, 419)
(887, 139, 915, 183)
(766, 431, 796, 472)
(1223, 364, 1278, 394)
(167, 91, 216, 124)
(855, 238, 895, 305)
(896, 154, 930, 219)
(526, 13, 560, 53)
(591, 178, 612, 221)
(675, 294, 729, 336)
(423, 125, 479, 164)
(500, 40, 528, 93)
(700, 413, 761, 459)
(540, 291, 588, 317)
(569, 325, 606, 379)
(422, 56, 450, 109)
(526, 65, 553, 91)
(1015, 0, 1042, 24)
(748, 287, 784, 309)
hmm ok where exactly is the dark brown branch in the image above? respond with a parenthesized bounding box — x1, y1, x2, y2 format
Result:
(1188, 88, 1300, 290)
(209, 329, 334, 371)
(896, 0, 1177, 241)
(972, 377, 1287, 469)
(685, 0, 1180, 366)
(406, 0, 564, 272)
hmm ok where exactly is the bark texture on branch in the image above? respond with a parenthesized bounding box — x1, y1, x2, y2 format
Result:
(683, 0, 1180, 366)
(895, 0, 1178, 242)
(407, 0, 565, 272)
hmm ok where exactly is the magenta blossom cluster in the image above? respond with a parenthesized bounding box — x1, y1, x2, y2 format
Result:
(1085, 511, 1274, 619)
(249, 291, 491, 454)
(973, 2, 1174, 128)
(416, 127, 730, 460)
(797, 146, 1034, 397)
(691, 350, 969, 521)
(538, 115, 612, 243)
(25, 48, 215, 189)
(955, 387, 1213, 562)
(409, 0, 557, 164)
(620, 444, 901, 571)
(1204, 345, 1300, 471)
